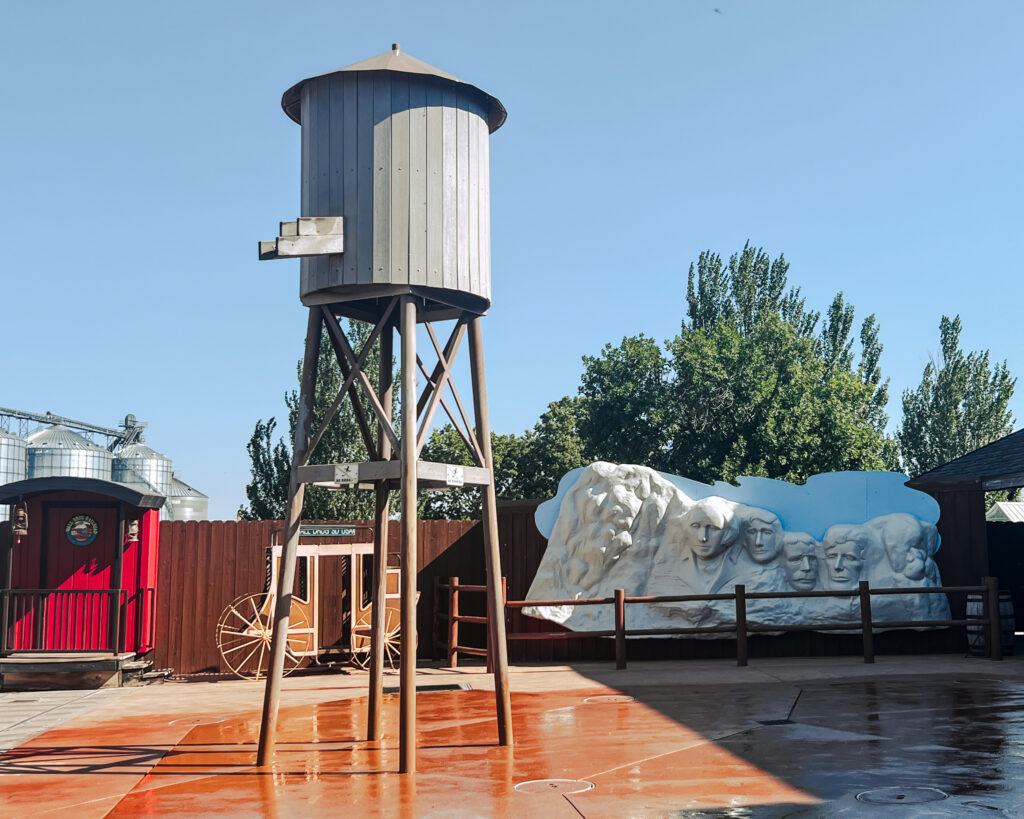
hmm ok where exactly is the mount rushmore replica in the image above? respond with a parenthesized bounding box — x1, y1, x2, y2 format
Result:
(524, 462, 950, 635)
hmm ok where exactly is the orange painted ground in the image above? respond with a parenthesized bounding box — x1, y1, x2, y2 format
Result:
(1, 687, 815, 818)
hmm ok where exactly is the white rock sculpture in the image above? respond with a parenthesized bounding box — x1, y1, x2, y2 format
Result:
(524, 462, 951, 636)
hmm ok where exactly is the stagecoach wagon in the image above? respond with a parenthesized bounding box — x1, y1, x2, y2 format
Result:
(215, 524, 402, 679)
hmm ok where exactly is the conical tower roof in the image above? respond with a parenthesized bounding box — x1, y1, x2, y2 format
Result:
(116, 442, 169, 460)
(26, 424, 104, 451)
(281, 44, 507, 133)
(169, 474, 207, 499)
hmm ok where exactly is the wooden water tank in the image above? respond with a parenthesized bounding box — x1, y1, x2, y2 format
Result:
(281, 45, 506, 320)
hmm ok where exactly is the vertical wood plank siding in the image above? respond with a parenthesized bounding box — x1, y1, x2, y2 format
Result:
(153, 519, 476, 675)
(297, 72, 492, 307)
(152, 499, 962, 674)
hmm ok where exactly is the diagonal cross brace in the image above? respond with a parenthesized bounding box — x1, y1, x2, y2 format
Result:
(317, 302, 401, 459)
(415, 320, 467, 457)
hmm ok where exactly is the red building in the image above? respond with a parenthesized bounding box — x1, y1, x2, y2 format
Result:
(0, 476, 162, 665)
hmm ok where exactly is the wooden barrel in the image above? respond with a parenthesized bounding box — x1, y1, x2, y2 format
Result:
(966, 592, 987, 656)
(1000, 591, 1016, 656)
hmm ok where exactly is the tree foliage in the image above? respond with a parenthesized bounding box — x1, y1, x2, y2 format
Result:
(579, 242, 895, 484)
(239, 320, 392, 521)
(897, 315, 1015, 477)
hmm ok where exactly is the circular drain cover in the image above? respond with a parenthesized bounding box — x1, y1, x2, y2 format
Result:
(856, 787, 948, 805)
(515, 779, 595, 794)
(583, 695, 635, 704)
(169, 717, 226, 726)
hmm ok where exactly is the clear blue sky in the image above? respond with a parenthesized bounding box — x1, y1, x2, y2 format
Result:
(2, 2, 1021, 520)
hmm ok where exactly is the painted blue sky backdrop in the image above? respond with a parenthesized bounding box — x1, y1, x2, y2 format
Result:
(534, 468, 941, 541)
(2, 2, 1022, 519)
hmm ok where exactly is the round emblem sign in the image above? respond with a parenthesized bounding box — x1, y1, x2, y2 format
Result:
(65, 515, 99, 546)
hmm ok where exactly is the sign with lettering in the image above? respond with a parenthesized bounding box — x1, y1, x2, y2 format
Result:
(299, 525, 359, 538)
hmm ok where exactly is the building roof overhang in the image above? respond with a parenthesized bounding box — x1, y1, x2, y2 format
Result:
(0, 477, 165, 509)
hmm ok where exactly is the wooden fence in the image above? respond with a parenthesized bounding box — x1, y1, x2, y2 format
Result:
(152, 518, 478, 675)
(151, 502, 982, 674)
(435, 577, 1004, 669)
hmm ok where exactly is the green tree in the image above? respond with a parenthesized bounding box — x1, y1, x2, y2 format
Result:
(578, 335, 669, 468)
(418, 425, 527, 520)
(239, 320, 392, 521)
(514, 396, 590, 499)
(897, 315, 1015, 477)
(239, 419, 290, 520)
(577, 242, 891, 484)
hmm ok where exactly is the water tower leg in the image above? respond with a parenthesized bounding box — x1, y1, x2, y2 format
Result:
(398, 295, 419, 774)
(257, 307, 322, 766)
(367, 321, 394, 742)
(468, 316, 514, 747)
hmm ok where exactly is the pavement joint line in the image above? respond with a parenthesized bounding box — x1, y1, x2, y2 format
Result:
(0, 689, 113, 734)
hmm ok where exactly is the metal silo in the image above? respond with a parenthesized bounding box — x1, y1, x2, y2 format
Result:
(164, 474, 209, 521)
(26, 425, 113, 480)
(268, 44, 506, 319)
(113, 440, 173, 496)
(0, 429, 27, 521)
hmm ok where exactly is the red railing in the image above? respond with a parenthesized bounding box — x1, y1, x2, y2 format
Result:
(0, 588, 145, 655)
(435, 576, 1005, 668)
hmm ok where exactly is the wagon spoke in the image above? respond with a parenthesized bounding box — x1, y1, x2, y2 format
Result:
(256, 641, 267, 679)
(236, 636, 264, 672)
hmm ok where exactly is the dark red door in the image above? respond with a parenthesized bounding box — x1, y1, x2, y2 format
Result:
(42, 505, 120, 650)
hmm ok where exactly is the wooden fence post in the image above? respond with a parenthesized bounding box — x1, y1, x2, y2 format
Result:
(431, 577, 440, 662)
(614, 589, 626, 670)
(448, 576, 459, 669)
(986, 576, 1002, 661)
(859, 581, 874, 664)
(735, 585, 748, 667)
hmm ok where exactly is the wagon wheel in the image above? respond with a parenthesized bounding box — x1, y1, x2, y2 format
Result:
(350, 606, 402, 670)
(216, 593, 314, 680)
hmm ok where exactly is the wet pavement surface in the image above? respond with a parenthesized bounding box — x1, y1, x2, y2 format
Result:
(1, 664, 1023, 817)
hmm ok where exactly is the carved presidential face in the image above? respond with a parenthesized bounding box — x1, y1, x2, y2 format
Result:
(592, 482, 643, 529)
(881, 521, 929, 582)
(822, 526, 867, 588)
(684, 501, 733, 561)
(782, 534, 819, 590)
(743, 511, 782, 564)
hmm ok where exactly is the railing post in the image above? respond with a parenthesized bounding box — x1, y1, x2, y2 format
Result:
(614, 589, 627, 670)
(735, 585, 748, 667)
(0, 590, 8, 656)
(985, 576, 1002, 661)
(859, 581, 874, 664)
(447, 576, 459, 669)
(34, 592, 45, 650)
(431, 577, 440, 662)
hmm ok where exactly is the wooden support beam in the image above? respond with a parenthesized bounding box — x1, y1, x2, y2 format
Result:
(416, 322, 466, 456)
(415, 357, 483, 466)
(468, 316, 513, 748)
(399, 295, 418, 774)
(321, 310, 385, 461)
(258, 307, 322, 766)
(295, 460, 489, 489)
(322, 304, 401, 453)
(368, 322, 393, 743)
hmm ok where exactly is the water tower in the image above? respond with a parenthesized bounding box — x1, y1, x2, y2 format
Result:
(256, 45, 511, 772)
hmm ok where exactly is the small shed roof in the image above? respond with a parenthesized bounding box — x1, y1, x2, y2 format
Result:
(281, 44, 507, 133)
(907, 428, 1024, 492)
(0, 476, 165, 509)
(986, 501, 1024, 522)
